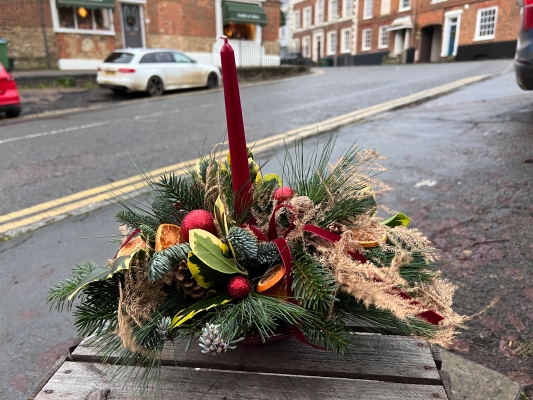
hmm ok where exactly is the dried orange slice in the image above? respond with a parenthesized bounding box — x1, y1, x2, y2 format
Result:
(117, 236, 145, 257)
(155, 224, 181, 252)
(256, 264, 285, 293)
(261, 278, 287, 298)
(353, 232, 388, 248)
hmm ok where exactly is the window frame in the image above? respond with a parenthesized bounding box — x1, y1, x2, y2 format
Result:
(341, 27, 351, 53)
(363, 0, 373, 20)
(316, 0, 324, 24)
(343, 0, 353, 18)
(294, 10, 301, 29)
(50, 0, 115, 35)
(303, 6, 312, 28)
(327, 31, 337, 55)
(329, 0, 338, 21)
(302, 36, 311, 57)
(474, 6, 498, 41)
(398, 0, 411, 12)
(378, 25, 389, 48)
(362, 28, 372, 51)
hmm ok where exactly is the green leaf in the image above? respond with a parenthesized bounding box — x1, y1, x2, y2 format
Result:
(214, 196, 228, 237)
(262, 173, 282, 187)
(171, 292, 232, 328)
(189, 229, 244, 275)
(67, 249, 145, 301)
(188, 252, 233, 290)
(382, 213, 411, 227)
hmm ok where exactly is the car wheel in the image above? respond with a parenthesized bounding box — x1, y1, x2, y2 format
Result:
(206, 72, 218, 89)
(5, 105, 21, 118)
(146, 76, 164, 97)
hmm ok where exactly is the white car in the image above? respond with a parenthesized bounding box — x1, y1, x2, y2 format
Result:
(97, 48, 221, 96)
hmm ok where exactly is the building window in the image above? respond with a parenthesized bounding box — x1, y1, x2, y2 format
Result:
(294, 11, 301, 29)
(399, 0, 411, 11)
(329, 0, 338, 21)
(327, 31, 337, 54)
(362, 28, 372, 51)
(363, 0, 373, 19)
(303, 37, 311, 57)
(303, 7, 312, 28)
(343, 0, 353, 17)
(224, 23, 257, 40)
(55, 5, 113, 33)
(378, 25, 388, 48)
(341, 28, 351, 52)
(475, 7, 497, 40)
(316, 0, 324, 24)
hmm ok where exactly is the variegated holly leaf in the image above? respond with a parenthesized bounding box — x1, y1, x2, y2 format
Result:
(189, 229, 244, 275)
(214, 196, 228, 237)
(67, 249, 145, 301)
(188, 252, 233, 291)
(262, 173, 282, 187)
(171, 292, 232, 328)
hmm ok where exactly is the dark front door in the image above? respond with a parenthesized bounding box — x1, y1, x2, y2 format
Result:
(447, 18, 457, 56)
(122, 4, 143, 48)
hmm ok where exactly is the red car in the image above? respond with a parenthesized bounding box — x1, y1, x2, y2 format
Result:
(0, 64, 21, 118)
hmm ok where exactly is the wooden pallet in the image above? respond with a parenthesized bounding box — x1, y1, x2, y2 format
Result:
(30, 332, 455, 399)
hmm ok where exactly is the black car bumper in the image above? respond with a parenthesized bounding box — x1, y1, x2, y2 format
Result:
(515, 60, 533, 90)
(0, 103, 21, 113)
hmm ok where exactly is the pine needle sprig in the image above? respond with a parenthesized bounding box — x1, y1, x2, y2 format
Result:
(291, 253, 338, 313)
(115, 209, 160, 232)
(47, 261, 100, 312)
(148, 243, 191, 282)
(152, 173, 205, 214)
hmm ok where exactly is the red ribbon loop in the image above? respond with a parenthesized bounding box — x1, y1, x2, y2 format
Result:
(268, 203, 296, 240)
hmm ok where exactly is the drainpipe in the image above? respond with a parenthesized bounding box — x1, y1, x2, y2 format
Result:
(411, 0, 417, 48)
(38, 0, 51, 69)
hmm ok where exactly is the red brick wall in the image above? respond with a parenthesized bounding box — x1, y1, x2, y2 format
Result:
(263, 0, 282, 42)
(0, 0, 52, 28)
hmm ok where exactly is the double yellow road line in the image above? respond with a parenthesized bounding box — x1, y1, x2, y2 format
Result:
(0, 74, 489, 239)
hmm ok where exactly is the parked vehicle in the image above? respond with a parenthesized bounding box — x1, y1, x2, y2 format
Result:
(0, 63, 21, 118)
(97, 49, 221, 96)
(515, 0, 533, 90)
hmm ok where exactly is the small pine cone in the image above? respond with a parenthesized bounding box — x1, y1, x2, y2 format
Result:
(176, 260, 208, 299)
(290, 196, 315, 220)
(328, 222, 348, 234)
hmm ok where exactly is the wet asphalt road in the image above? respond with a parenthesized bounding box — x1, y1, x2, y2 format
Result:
(0, 60, 511, 216)
(2, 60, 531, 399)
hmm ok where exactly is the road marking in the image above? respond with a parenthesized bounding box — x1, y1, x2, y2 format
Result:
(0, 74, 490, 239)
(0, 105, 211, 145)
(1, 70, 325, 125)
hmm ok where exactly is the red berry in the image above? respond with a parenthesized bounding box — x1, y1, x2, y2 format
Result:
(272, 187, 294, 203)
(227, 276, 251, 300)
(180, 210, 217, 242)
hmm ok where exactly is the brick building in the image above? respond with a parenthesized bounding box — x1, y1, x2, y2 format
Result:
(0, 0, 281, 70)
(289, 0, 519, 64)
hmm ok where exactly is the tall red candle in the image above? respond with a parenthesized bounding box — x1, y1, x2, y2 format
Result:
(219, 36, 253, 220)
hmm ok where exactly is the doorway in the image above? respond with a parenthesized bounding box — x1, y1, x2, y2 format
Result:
(121, 3, 145, 48)
(441, 10, 462, 57)
(312, 33, 323, 63)
(419, 25, 442, 63)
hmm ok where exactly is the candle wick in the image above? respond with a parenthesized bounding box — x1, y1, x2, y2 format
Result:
(217, 35, 228, 40)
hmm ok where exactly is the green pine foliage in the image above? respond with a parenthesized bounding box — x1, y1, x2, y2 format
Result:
(47, 261, 100, 312)
(150, 195, 182, 226)
(148, 243, 191, 282)
(291, 252, 338, 314)
(116, 209, 160, 232)
(226, 227, 258, 261)
(364, 248, 437, 286)
(255, 241, 281, 265)
(151, 173, 205, 214)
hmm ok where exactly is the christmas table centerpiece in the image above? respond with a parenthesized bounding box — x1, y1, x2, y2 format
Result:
(48, 37, 465, 387)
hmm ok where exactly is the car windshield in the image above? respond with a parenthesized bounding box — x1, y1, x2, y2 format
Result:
(103, 52, 134, 64)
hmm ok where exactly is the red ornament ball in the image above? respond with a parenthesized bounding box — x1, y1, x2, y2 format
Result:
(227, 276, 251, 300)
(272, 186, 294, 203)
(180, 209, 217, 243)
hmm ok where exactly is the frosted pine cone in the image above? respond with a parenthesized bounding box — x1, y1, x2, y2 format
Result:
(175, 260, 208, 299)
(199, 324, 237, 355)
(328, 222, 348, 234)
(289, 196, 315, 220)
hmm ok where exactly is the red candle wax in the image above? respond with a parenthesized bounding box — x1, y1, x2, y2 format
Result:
(219, 36, 253, 220)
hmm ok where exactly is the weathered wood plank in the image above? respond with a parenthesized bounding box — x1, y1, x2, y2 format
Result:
(72, 334, 441, 385)
(34, 361, 449, 400)
(439, 369, 456, 400)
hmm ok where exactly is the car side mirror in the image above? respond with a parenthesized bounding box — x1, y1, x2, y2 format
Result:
(191, 59, 197, 63)
(6, 66, 13, 73)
